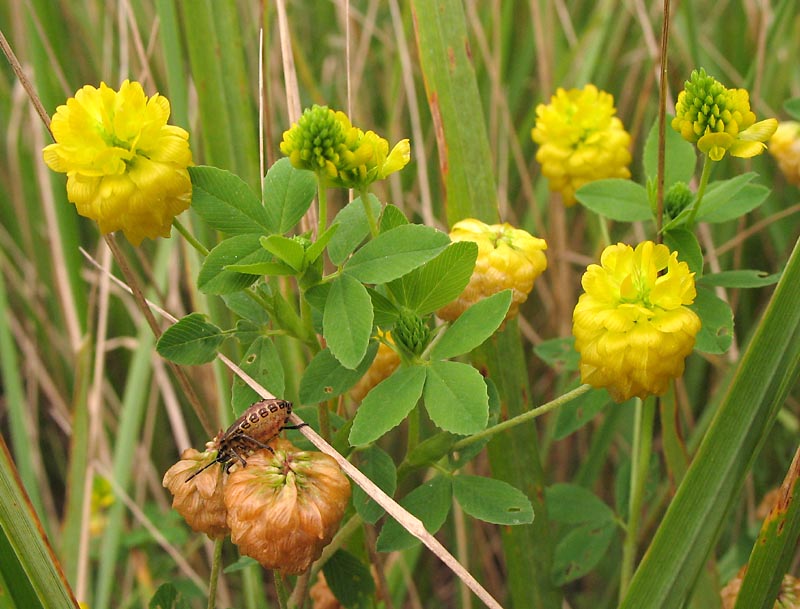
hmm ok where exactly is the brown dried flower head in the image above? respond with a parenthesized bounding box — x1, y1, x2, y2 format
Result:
(162, 443, 229, 540)
(224, 438, 351, 574)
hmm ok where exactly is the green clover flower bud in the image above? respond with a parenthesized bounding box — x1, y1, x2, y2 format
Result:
(394, 310, 431, 357)
(664, 182, 694, 219)
(280, 105, 352, 180)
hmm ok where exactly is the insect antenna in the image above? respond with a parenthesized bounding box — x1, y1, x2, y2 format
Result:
(185, 455, 224, 483)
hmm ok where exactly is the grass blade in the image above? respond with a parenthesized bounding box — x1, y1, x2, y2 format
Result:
(0, 435, 78, 608)
(410, 0, 498, 225)
(620, 235, 800, 609)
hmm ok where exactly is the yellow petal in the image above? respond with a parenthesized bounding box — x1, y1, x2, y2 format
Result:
(738, 118, 778, 142)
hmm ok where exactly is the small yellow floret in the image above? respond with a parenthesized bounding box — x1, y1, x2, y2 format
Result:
(572, 241, 701, 402)
(43, 80, 192, 245)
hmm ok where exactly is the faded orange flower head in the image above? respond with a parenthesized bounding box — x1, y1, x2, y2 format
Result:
(224, 439, 351, 574)
(162, 446, 229, 540)
(43, 80, 192, 245)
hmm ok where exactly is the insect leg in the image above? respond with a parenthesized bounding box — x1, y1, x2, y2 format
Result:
(237, 434, 276, 454)
(280, 423, 308, 431)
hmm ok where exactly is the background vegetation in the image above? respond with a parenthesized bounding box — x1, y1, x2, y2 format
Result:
(0, 1, 798, 608)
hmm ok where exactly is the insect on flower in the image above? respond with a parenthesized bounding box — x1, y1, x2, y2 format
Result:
(185, 399, 304, 482)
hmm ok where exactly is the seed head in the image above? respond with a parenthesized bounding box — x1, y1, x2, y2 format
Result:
(224, 439, 351, 574)
(162, 446, 229, 540)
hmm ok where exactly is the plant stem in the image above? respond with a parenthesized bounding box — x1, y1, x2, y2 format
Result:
(275, 571, 289, 609)
(452, 384, 592, 452)
(207, 537, 224, 609)
(619, 396, 656, 600)
(597, 213, 611, 248)
(686, 155, 714, 229)
(173, 218, 209, 256)
(317, 180, 328, 238)
(360, 188, 379, 237)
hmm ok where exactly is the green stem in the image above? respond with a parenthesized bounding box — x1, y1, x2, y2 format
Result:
(173, 218, 209, 256)
(452, 384, 592, 452)
(597, 213, 611, 248)
(275, 571, 289, 609)
(317, 180, 328, 238)
(686, 155, 714, 229)
(207, 536, 224, 609)
(360, 187, 379, 237)
(619, 396, 656, 600)
(317, 401, 332, 442)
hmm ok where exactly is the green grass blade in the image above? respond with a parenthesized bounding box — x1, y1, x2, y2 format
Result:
(410, 0, 498, 225)
(484, 324, 562, 609)
(0, 264, 45, 521)
(0, 436, 78, 608)
(620, 235, 800, 609)
(154, 0, 189, 128)
(732, 446, 800, 609)
(179, 1, 257, 187)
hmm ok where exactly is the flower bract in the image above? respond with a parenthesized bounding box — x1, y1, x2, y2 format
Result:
(671, 68, 777, 161)
(572, 241, 701, 402)
(43, 80, 192, 245)
(437, 218, 547, 322)
(532, 84, 632, 206)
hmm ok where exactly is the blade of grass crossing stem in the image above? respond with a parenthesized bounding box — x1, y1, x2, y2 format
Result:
(0, 436, 78, 608)
(620, 235, 800, 609)
(410, 0, 499, 226)
(93, 243, 173, 609)
(483, 323, 562, 609)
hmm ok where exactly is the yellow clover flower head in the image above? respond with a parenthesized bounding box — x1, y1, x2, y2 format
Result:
(572, 241, 701, 403)
(769, 121, 800, 186)
(280, 106, 410, 189)
(42, 80, 192, 246)
(437, 219, 547, 322)
(671, 68, 778, 161)
(280, 105, 355, 180)
(532, 84, 632, 206)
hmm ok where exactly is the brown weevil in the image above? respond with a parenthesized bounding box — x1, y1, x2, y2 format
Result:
(185, 398, 304, 482)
